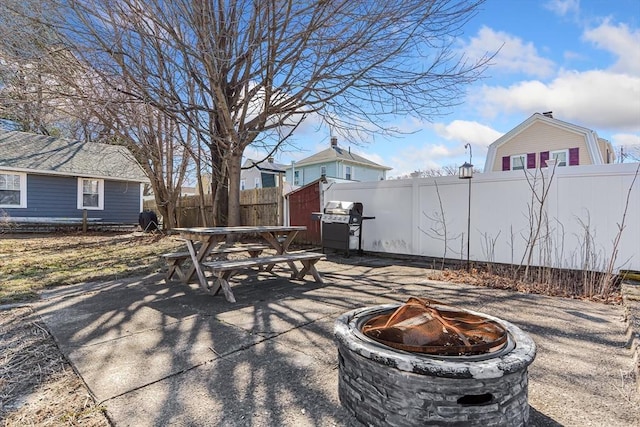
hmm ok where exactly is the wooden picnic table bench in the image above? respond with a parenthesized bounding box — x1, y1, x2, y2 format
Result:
(170, 226, 318, 302)
(202, 251, 326, 303)
(162, 243, 270, 282)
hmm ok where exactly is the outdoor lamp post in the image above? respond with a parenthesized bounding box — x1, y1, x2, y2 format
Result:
(458, 143, 473, 272)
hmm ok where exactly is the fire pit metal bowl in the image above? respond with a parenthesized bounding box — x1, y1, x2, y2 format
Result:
(334, 302, 536, 427)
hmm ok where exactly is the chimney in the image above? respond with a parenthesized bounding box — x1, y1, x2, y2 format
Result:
(330, 136, 338, 147)
(542, 111, 553, 118)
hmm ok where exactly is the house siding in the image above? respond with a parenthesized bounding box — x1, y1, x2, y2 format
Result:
(103, 180, 142, 222)
(2, 174, 140, 223)
(492, 121, 590, 171)
(352, 165, 384, 181)
(289, 161, 385, 186)
(289, 164, 323, 186)
(305, 164, 329, 184)
(242, 168, 262, 188)
(598, 139, 614, 163)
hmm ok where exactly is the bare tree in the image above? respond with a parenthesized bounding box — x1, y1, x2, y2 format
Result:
(519, 162, 557, 280)
(617, 145, 640, 163)
(600, 162, 640, 298)
(405, 165, 483, 179)
(95, 101, 193, 229)
(419, 180, 461, 269)
(0, 5, 194, 227)
(0, 0, 73, 135)
(13, 0, 494, 226)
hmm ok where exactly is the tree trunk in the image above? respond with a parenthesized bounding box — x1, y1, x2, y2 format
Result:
(227, 150, 243, 226)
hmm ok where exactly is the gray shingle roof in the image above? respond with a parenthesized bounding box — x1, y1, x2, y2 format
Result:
(242, 158, 287, 173)
(0, 130, 148, 182)
(294, 145, 391, 170)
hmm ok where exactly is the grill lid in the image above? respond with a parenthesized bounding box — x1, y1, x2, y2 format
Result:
(324, 200, 355, 215)
(361, 297, 508, 356)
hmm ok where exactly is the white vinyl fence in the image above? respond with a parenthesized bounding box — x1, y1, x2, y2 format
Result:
(323, 162, 640, 272)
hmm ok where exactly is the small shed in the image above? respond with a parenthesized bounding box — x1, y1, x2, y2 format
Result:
(286, 179, 323, 245)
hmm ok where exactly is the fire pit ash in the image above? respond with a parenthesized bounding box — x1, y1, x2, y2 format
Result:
(334, 298, 537, 427)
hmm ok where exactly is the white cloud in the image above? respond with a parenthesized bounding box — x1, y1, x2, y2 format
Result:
(463, 26, 555, 78)
(544, 0, 580, 17)
(350, 148, 386, 167)
(388, 144, 455, 177)
(431, 120, 503, 148)
(610, 133, 640, 147)
(368, 120, 504, 177)
(583, 20, 640, 74)
(563, 50, 586, 62)
(473, 70, 640, 132)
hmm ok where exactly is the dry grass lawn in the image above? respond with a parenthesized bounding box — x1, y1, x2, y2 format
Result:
(0, 232, 184, 303)
(0, 232, 184, 425)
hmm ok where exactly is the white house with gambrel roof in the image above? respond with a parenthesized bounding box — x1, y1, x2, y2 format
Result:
(286, 137, 391, 187)
(484, 112, 616, 172)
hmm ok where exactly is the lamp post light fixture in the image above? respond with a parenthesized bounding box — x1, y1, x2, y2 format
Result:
(458, 143, 473, 272)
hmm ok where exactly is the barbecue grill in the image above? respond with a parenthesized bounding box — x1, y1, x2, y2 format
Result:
(319, 201, 374, 256)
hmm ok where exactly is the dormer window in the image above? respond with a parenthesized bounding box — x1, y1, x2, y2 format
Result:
(510, 155, 526, 171)
(551, 150, 568, 166)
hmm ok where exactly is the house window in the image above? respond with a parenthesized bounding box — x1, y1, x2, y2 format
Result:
(321, 166, 326, 177)
(0, 172, 26, 208)
(345, 166, 352, 180)
(240, 179, 246, 190)
(551, 150, 568, 166)
(510, 155, 526, 171)
(294, 170, 300, 185)
(254, 177, 260, 188)
(77, 178, 104, 210)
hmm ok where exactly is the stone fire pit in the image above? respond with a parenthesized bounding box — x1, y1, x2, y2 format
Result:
(334, 299, 537, 427)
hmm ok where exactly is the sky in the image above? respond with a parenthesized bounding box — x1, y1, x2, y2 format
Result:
(245, 0, 640, 178)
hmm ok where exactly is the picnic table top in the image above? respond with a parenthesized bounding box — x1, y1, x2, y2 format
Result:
(173, 226, 306, 235)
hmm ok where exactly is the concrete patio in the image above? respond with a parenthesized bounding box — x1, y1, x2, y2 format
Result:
(34, 255, 639, 426)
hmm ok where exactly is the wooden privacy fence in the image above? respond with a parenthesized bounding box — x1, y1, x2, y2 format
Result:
(143, 187, 282, 228)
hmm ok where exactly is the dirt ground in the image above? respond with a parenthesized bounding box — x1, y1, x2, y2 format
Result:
(0, 233, 627, 426)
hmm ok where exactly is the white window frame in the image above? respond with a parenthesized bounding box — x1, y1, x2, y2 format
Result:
(294, 170, 300, 186)
(240, 179, 246, 190)
(77, 178, 104, 210)
(320, 166, 326, 176)
(345, 165, 352, 180)
(254, 177, 260, 188)
(551, 149, 568, 167)
(0, 171, 27, 208)
(510, 154, 526, 171)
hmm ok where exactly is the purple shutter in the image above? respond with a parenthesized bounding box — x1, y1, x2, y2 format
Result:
(540, 151, 550, 167)
(502, 156, 510, 171)
(527, 153, 536, 169)
(569, 147, 579, 166)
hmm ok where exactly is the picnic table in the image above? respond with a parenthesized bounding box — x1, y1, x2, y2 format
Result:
(169, 226, 325, 302)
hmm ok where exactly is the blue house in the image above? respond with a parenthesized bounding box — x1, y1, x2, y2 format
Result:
(0, 130, 148, 225)
(286, 137, 391, 187)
